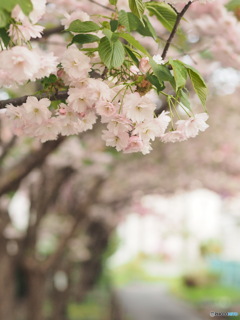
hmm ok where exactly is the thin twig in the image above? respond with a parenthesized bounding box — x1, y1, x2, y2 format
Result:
(89, 0, 114, 12)
(161, 1, 193, 60)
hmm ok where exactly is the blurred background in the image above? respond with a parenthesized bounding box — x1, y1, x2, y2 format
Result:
(1, 0, 240, 320)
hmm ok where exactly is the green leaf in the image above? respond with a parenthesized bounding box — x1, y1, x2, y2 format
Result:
(118, 33, 150, 56)
(124, 45, 139, 66)
(179, 89, 191, 110)
(225, 0, 240, 11)
(129, 0, 145, 20)
(169, 59, 188, 91)
(17, 0, 33, 15)
(110, 20, 119, 32)
(103, 28, 113, 40)
(70, 34, 100, 46)
(0, 27, 10, 47)
(137, 15, 157, 39)
(147, 74, 165, 93)
(0, 9, 10, 28)
(0, 0, 33, 15)
(119, 10, 139, 32)
(150, 59, 175, 86)
(185, 65, 208, 107)
(98, 36, 125, 68)
(68, 20, 101, 33)
(41, 74, 58, 89)
(109, 0, 118, 5)
(146, 2, 177, 32)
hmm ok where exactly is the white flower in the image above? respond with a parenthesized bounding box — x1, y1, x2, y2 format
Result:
(153, 54, 164, 65)
(78, 111, 97, 132)
(0, 46, 40, 84)
(61, 46, 91, 81)
(155, 111, 171, 136)
(23, 96, 51, 124)
(95, 101, 117, 118)
(34, 118, 60, 142)
(67, 87, 94, 112)
(161, 130, 187, 143)
(123, 93, 156, 123)
(176, 112, 209, 138)
(102, 129, 129, 151)
(8, 19, 43, 43)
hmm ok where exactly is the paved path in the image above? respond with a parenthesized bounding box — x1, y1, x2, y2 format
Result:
(116, 283, 205, 320)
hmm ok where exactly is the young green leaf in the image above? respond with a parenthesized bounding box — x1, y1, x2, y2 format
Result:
(138, 15, 157, 39)
(0, 28, 10, 47)
(109, 0, 118, 5)
(99, 36, 125, 68)
(0, 0, 33, 15)
(110, 20, 119, 32)
(169, 59, 188, 91)
(150, 59, 175, 86)
(119, 10, 139, 32)
(129, 0, 145, 20)
(147, 74, 165, 93)
(68, 20, 101, 33)
(225, 0, 240, 11)
(124, 45, 139, 66)
(178, 89, 191, 110)
(146, 2, 177, 32)
(0, 9, 10, 28)
(118, 33, 150, 56)
(70, 34, 100, 46)
(185, 64, 208, 107)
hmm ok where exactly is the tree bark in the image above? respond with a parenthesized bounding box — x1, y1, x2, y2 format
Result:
(0, 238, 15, 320)
(26, 269, 46, 320)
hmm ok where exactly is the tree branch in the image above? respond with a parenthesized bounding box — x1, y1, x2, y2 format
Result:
(0, 91, 68, 110)
(0, 137, 65, 196)
(161, 1, 193, 60)
(0, 136, 17, 164)
(41, 26, 65, 39)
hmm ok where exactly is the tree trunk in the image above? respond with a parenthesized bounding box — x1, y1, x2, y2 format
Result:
(26, 269, 45, 320)
(0, 239, 15, 320)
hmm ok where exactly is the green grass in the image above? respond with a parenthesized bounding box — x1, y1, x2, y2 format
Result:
(68, 302, 103, 320)
(170, 278, 240, 306)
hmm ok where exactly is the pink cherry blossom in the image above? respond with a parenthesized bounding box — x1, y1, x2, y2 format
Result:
(34, 118, 61, 142)
(61, 46, 91, 81)
(124, 136, 144, 153)
(102, 129, 129, 151)
(161, 131, 187, 143)
(123, 92, 156, 123)
(95, 101, 117, 118)
(67, 87, 94, 113)
(8, 19, 44, 43)
(23, 97, 51, 124)
(176, 113, 209, 138)
(0, 46, 40, 85)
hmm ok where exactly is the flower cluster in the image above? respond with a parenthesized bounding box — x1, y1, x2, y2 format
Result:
(0, 0, 211, 155)
(4, 43, 209, 153)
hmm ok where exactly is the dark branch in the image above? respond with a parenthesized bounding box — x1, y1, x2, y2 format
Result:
(0, 91, 68, 109)
(41, 26, 65, 39)
(161, 1, 193, 60)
